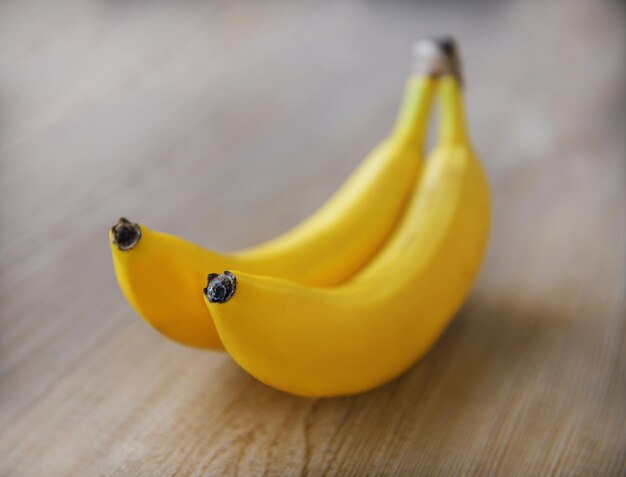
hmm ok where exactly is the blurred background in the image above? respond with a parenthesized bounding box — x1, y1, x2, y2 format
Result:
(1, 1, 624, 476)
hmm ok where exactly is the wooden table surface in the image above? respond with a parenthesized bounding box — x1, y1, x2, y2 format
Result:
(1, 1, 625, 475)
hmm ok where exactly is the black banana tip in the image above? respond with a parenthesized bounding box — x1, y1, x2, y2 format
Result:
(111, 217, 141, 251)
(437, 36, 457, 57)
(204, 271, 237, 304)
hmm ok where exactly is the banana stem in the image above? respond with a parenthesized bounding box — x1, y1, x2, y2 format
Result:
(391, 76, 436, 145)
(412, 36, 463, 83)
(391, 36, 467, 146)
(417, 36, 468, 144)
(438, 77, 469, 144)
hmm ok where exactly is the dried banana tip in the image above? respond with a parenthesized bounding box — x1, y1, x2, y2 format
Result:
(412, 36, 463, 84)
(204, 271, 237, 304)
(111, 217, 141, 251)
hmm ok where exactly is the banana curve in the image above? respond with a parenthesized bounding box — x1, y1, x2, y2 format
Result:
(204, 76, 491, 396)
(110, 65, 438, 349)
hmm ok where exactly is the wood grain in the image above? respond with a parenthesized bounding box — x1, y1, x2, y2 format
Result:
(1, 1, 625, 476)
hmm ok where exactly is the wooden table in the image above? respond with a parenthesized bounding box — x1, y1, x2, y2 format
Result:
(1, 1, 624, 475)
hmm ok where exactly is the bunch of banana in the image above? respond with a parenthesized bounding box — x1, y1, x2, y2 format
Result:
(110, 38, 490, 397)
(110, 39, 442, 348)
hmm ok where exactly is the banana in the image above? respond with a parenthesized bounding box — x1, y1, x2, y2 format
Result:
(203, 49, 491, 397)
(110, 42, 443, 349)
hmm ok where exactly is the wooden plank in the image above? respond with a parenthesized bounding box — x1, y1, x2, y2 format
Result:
(0, 0, 624, 475)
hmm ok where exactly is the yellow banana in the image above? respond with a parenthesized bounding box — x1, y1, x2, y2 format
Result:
(110, 42, 443, 349)
(203, 59, 491, 396)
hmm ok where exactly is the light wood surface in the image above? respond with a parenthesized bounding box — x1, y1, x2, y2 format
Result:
(1, 1, 625, 476)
